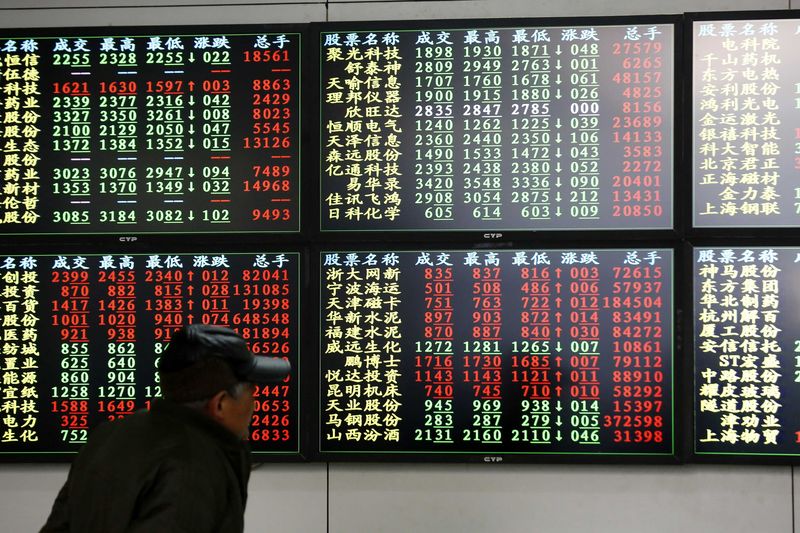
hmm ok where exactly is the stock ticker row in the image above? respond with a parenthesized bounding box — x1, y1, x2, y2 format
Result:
(0, 12, 798, 462)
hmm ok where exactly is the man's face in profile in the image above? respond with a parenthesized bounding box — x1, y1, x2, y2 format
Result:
(218, 383, 257, 439)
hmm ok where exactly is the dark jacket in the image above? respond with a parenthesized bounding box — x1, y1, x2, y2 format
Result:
(41, 400, 251, 533)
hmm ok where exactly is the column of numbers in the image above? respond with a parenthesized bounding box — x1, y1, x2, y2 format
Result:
(248, 72, 293, 224)
(96, 269, 137, 413)
(414, 42, 455, 221)
(96, 61, 140, 225)
(50, 267, 90, 444)
(200, 47, 233, 224)
(513, 265, 554, 444)
(51, 82, 90, 154)
(565, 42, 601, 221)
(144, 63, 189, 224)
(141, 265, 191, 402)
(98, 78, 138, 226)
(50, 167, 90, 224)
(510, 42, 553, 221)
(566, 265, 601, 445)
(199, 268, 231, 326)
(50, 45, 93, 227)
(610, 39, 665, 219)
(463, 266, 503, 444)
(144, 81, 186, 153)
(98, 81, 137, 153)
(414, 266, 455, 444)
(199, 78, 231, 153)
(609, 263, 665, 444)
(236, 267, 293, 443)
(143, 165, 184, 224)
(462, 43, 503, 221)
(51, 79, 92, 226)
(144, 268, 186, 369)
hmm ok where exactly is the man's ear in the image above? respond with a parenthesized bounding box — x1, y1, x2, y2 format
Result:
(205, 389, 229, 423)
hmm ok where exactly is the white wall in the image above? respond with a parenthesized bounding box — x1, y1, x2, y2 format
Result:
(1, 1, 797, 532)
(329, 463, 794, 533)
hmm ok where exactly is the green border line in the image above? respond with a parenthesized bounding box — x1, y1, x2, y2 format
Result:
(318, 248, 675, 456)
(0, 251, 301, 456)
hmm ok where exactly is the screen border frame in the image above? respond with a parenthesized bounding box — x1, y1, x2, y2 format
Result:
(686, 238, 800, 464)
(0, 22, 310, 244)
(311, 240, 682, 464)
(312, 14, 683, 243)
(686, 9, 800, 235)
(0, 241, 310, 463)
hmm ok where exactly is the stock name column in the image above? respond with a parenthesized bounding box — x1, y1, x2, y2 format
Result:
(0, 257, 40, 447)
(694, 20, 792, 225)
(695, 248, 784, 452)
(322, 33, 403, 224)
(321, 252, 404, 445)
(0, 39, 42, 226)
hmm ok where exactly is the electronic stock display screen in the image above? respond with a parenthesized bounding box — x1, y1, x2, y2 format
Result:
(693, 15, 800, 228)
(0, 25, 301, 236)
(0, 252, 300, 459)
(694, 246, 800, 459)
(319, 248, 674, 460)
(320, 19, 675, 233)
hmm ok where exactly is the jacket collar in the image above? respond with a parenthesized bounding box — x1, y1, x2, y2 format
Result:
(150, 399, 247, 451)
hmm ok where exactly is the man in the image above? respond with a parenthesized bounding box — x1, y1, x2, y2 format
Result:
(40, 324, 291, 533)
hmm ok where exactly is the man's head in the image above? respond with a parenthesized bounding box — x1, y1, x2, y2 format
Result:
(158, 324, 290, 438)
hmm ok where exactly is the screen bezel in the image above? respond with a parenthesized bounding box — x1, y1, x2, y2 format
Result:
(0, 22, 310, 245)
(311, 240, 682, 464)
(686, 239, 800, 464)
(312, 15, 683, 244)
(686, 10, 800, 236)
(0, 241, 310, 463)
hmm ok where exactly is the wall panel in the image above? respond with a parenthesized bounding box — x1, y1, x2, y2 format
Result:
(329, 463, 793, 533)
(0, 4, 325, 27)
(328, 0, 790, 21)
